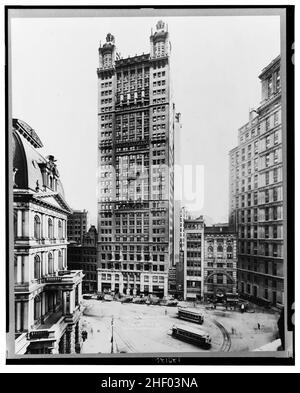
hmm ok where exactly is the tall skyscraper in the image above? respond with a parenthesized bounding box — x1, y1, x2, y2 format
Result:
(229, 56, 283, 307)
(96, 21, 176, 298)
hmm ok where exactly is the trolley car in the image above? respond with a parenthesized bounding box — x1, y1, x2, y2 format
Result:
(170, 324, 211, 349)
(177, 307, 204, 324)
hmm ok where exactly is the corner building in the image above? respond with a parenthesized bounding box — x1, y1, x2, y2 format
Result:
(97, 21, 176, 298)
(229, 56, 283, 307)
(12, 119, 84, 355)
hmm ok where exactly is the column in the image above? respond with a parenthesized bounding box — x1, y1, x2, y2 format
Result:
(133, 274, 137, 296)
(164, 275, 168, 297)
(23, 210, 29, 238)
(44, 214, 48, 239)
(17, 210, 22, 237)
(69, 290, 75, 314)
(62, 291, 67, 315)
(97, 271, 102, 293)
(16, 302, 21, 331)
(17, 255, 22, 284)
(111, 273, 115, 294)
(28, 254, 33, 283)
(149, 276, 153, 295)
(78, 281, 82, 303)
(23, 301, 29, 331)
(119, 274, 124, 294)
(41, 292, 45, 319)
(70, 325, 76, 354)
(28, 296, 34, 329)
(140, 275, 144, 295)
(40, 213, 44, 239)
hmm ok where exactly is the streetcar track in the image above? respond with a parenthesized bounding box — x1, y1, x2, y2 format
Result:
(212, 320, 231, 352)
(104, 319, 137, 353)
(113, 325, 137, 353)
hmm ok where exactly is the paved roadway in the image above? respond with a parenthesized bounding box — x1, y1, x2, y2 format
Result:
(80, 299, 278, 354)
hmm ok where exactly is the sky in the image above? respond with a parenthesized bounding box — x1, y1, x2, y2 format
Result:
(10, 14, 280, 225)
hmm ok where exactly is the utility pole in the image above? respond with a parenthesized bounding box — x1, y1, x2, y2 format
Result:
(111, 316, 114, 354)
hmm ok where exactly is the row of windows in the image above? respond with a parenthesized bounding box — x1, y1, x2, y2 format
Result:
(99, 244, 165, 253)
(153, 80, 166, 87)
(33, 251, 65, 279)
(34, 215, 64, 240)
(238, 110, 280, 144)
(101, 272, 165, 282)
(153, 71, 166, 78)
(101, 106, 113, 113)
(100, 81, 112, 88)
(153, 97, 166, 105)
(100, 89, 112, 96)
(101, 253, 165, 262)
(117, 68, 149, 80)
(239, 257, 279, 276)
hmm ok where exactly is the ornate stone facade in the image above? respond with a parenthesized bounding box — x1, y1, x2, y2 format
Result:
(13, 119, 84, 354)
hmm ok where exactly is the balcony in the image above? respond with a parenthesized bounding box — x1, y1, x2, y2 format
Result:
(43, 270, 84, 289)
(27, 310, 66, 345)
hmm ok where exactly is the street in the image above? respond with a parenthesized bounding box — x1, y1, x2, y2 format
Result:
(80, 300, 279, 353)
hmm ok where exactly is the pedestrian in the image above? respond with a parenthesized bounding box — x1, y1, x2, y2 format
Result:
(257, 322, 260, 330)
(165, 309, 167, 316)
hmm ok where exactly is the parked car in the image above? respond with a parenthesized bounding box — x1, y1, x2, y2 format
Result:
(146, 295, 160, 305)
(82, 294, 92, 300)
(160, 296, 178, 307)
(120, 295, 133, 303)
(103, 294, 113, 302)
(132, 296, 147, 304)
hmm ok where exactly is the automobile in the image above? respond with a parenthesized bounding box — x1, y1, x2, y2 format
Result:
(160, 296, 178, 307)
(82, 294, 92, 300)
(132, 296, 147, 304)
(120, 295, 133, 303)
(103, 294, 113, 302)
(146, 295, 160, 305)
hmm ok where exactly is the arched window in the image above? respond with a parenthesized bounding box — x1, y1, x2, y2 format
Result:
(48, 218, 53, 239)
(58, 250, 63, 270)
(217, 245, 223, 252)
(34, 255, 41, 279)
(34, 295, 41, 322)
(227, 245, 233, 252)
(58, 220, 63, 239)
(34, 215, 41, 239)
(48, 252, 54, 274)
(208, 246, 213, 253)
